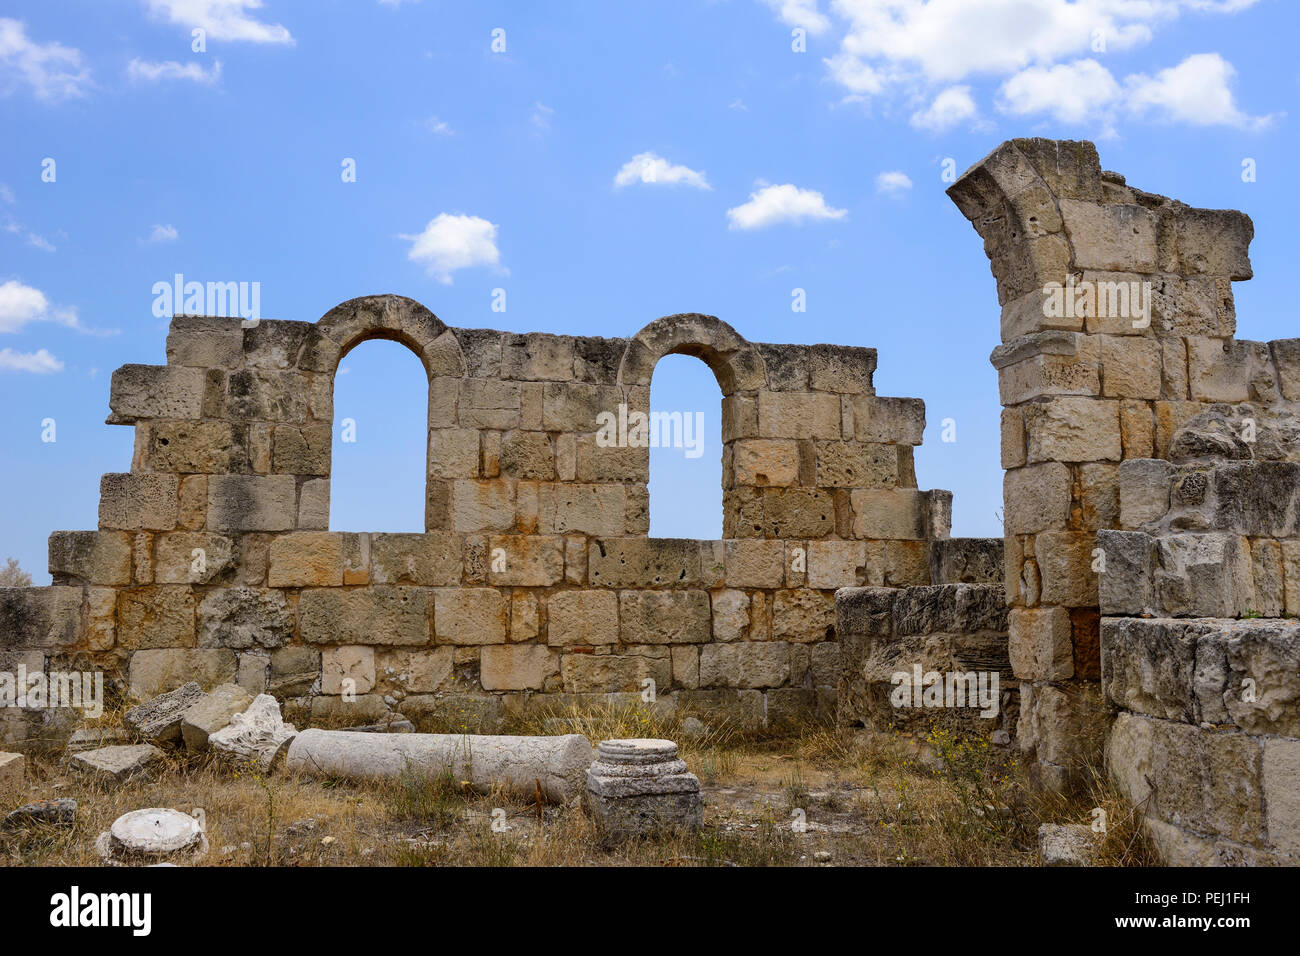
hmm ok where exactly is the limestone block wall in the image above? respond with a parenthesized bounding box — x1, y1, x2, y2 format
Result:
(1096, 455, 1300, 863)
(835, 538, 1016, 739)
(947, 137, 1300, 790)
(0, 297, 952, 748)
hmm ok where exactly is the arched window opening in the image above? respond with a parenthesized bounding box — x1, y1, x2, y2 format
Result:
(647, 354, 723, 539)
(330, 339, 427, 532)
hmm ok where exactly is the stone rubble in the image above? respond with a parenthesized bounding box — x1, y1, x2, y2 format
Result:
(208, 693, 298, 771)
(69, 744, 165, 783)
(124, 682, 205, 746)
(3, 798, 76, 830)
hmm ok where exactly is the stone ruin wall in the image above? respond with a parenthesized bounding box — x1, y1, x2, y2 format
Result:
(0, 299, 952, 748)
(948, 138, 1300, 862)
(4, 136, 1297, 865)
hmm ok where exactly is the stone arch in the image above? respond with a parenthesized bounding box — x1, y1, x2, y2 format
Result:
(297, 295, 466, 532)
(617, 313, 765, 395)
(296, 294, 466, 379)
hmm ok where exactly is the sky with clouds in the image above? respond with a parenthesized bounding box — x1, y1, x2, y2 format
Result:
(1, 0, 1294, 583)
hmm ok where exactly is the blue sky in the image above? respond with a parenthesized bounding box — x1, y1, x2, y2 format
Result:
(2, 0, 1295, 583)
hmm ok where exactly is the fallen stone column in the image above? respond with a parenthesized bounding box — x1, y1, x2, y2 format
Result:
(284, 729, 593, 803)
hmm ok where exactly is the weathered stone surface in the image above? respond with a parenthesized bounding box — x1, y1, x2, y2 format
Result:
(70, 744, 165, 782)
(588, 538, 699, 588)
(618, 591, 711, 644)
(98, 808, 207, 863)
(98, 474, 178, 531)
(1154, 533, 1255, 618)
(486, 535, 563, 586)
(1024, 397, 1121, 463)
(585, 738, 702, 837)
(299, 587, 431, 645)
(772, 588, 836, 643)
(268, 532, 344, 586)
(197, 588, 293, 649)
(1038, 823, 1096, 866)
(1003, 463, 1071, 534)
(181, 683, 254, 751)
(207, 475, 296, 532)
(3, 798, 75, 829)
(321, 645, 375, 695)
(1107, 712, 1263, 847)
(433, 588, 506, 644)
(699, 642, 791, 688)
(1009, 607, 1073, 681)
(930, 538, 1004, 585)
(0, 587, 83, 648)
(286, 728, 592, 802)
(370, 534, 462, 585)
(128, 650, 236, 699)
(480, 644, 559, 690)
(124, 682, 205, 744)
(548, 590, 617, 646)
(560, 653, 668, 694)
(48, 531, 132, 586)
(208, 694, 297, 771)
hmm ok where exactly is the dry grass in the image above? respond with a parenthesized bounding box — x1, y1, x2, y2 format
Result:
(0, 701, 1157, 867)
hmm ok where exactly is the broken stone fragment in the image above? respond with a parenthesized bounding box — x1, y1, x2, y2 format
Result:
(208, 693, 297, 772)
(585, 738, 702, 838)
(63, 726, 130, 758)
(181, 682, 253, 752)
(3, 798, 76, 830)
(339, 718, 415, 734)
(1037, 823, 1096, 866)
(95, 807, 208, 865)
(70, 744, 166, 783)
(124, 682, 205, 746)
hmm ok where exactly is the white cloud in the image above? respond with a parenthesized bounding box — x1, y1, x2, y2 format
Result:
(0, 279, 103, 335)
(0, 18, 91, 101)
(3, 217, 57, 252)
(614, 153, 711, 190)
(0, 183, 13, 204)
(127, 58, 222, 84)
(996, 53, 1274, 131)
(401, 213, 502, 284)
(0, 347, 63, 373)
(998, 59, 1121, 125)
(0, 279, 50, 332)
(875, 170, 913, 196)
(530, 101, 554, 131)
(910, 85, 977, 131)
(760, 0, 831, 35)
(757, 1, 1266, 132)
(148, 224, 179, 242)
(729, 98, 749, 111)
(424, 115, 453, 136)
(1125, 52, 1276, 129)
(143, 1, 293, 45)
(727, 183, 847, 230)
